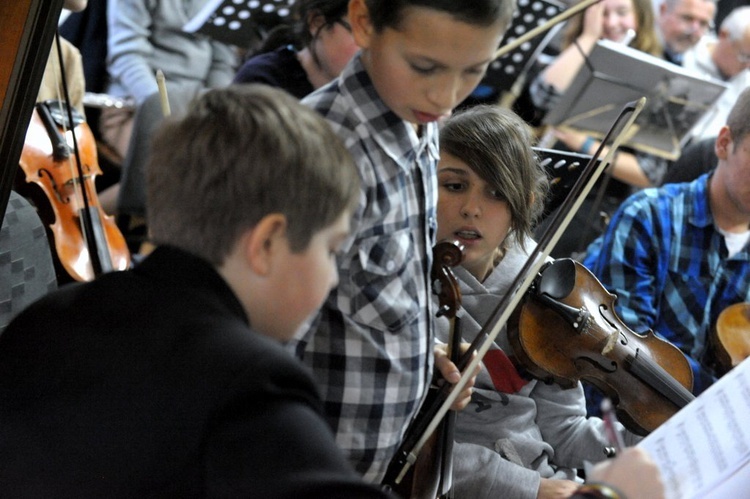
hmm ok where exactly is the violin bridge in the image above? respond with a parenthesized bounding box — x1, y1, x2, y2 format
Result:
(602, 329, 618, 355)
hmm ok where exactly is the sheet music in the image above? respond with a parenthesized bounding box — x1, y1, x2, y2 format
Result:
(638, 358, 750, 499)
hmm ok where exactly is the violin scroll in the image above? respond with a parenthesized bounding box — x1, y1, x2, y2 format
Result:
(431, 239, 464, 319)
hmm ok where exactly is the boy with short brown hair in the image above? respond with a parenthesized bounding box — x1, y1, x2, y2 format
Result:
(0, 84, 389, 498)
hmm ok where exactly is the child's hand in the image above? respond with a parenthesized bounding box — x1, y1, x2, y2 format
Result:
(536, 478, 579, 499)
(586, 447, 664, 499)
(433, 343, 479, 411)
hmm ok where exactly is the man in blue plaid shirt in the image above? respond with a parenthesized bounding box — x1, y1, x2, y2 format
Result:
(584, 87, 750, 407)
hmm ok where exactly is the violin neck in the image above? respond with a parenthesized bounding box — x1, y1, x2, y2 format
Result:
(627, 349, 694, 408)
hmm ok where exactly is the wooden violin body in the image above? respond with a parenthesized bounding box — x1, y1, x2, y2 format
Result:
(508, 258, 694, 435)
(709, 302, 750, 377)
(17, 100, 129, 282)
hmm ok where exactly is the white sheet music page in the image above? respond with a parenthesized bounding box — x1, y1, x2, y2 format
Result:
(638, 357, 750, 498)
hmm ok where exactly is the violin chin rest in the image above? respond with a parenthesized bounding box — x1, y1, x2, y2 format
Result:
(537, 258, 577, 300)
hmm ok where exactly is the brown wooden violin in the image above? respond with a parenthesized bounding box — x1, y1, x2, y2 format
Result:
(383, 239, 463, 499)
(708, 302, 750, 377)
(17, 99, 129, 282)
(508, 258, 694, 435)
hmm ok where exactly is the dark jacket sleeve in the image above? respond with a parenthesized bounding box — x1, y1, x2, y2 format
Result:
(203, 348, 392, 498)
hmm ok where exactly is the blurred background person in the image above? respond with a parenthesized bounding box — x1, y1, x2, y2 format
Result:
(100, 0, 239, 162)
(656, 0, 716, 64)
(234, 0, 359, 99)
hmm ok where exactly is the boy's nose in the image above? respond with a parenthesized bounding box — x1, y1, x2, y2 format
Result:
(427, 77, 461, 112)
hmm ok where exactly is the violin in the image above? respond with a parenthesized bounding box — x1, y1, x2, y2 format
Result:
(708, 302, 750, 377)
(383, 239, 463, 499)
(17, 99, 129, 282)
(508, 258, 694, 435)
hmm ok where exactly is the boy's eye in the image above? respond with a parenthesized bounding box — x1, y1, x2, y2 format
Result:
(410, 63, 436, 75)
(465, 66, 487, 76)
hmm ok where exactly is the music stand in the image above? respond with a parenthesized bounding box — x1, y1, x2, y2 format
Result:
(543, 39, 728, 160)
(183, 0, 294, 47)
(479, 0, 565, 105)
(534, 147, 601, 217)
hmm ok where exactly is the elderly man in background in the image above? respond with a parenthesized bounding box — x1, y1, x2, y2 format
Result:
(684, 6, 750, 143)
(657, 0, 716, 64)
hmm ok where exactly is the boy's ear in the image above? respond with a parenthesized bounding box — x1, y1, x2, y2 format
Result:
(716, 126, 732, 161)
(349, 0, 375, 49)
(244, 213, 288, 276)
(307, 11, 326, 36)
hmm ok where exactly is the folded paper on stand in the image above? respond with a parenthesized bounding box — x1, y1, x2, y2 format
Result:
(638, 358, 750, 498)
(544, 40, 728, 160)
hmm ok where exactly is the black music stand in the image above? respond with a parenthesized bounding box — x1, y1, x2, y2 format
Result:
(183, 0, 294, 47)
(543, 39, 728, 160)
(534, 147, 599, 218)
(532, 147, 613, 259)
(473, 0, 565, 106)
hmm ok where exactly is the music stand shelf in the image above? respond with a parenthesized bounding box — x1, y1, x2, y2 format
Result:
(481, 0, 565, 101)
(534, 147, 601, 218)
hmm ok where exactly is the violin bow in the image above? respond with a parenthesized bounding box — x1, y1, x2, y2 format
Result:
(384, 97, 647, 487)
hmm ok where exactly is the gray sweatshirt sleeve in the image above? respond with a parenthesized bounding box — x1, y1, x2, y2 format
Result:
(107, 0, 159, 104)
(206, 40, 238, 89)
(532, 380, 641, 469)
(451, 442, 541, 499)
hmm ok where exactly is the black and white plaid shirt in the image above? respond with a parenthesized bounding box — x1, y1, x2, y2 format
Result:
(296, 54, 439, 482)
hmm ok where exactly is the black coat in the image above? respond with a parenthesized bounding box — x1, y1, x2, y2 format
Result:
(0, 246, 388, 498)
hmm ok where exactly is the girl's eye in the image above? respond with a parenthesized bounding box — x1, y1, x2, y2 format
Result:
(442, 181, 464, 192)
(490, 189, 506, 201)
